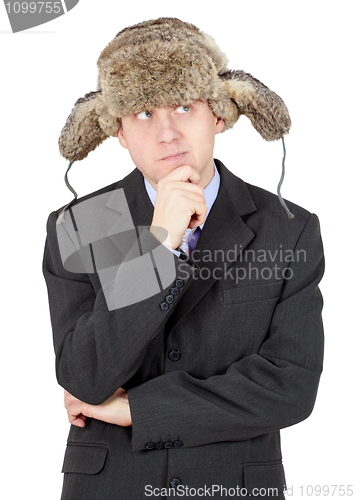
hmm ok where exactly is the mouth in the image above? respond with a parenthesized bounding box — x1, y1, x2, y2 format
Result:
(160, 152, 187, 162)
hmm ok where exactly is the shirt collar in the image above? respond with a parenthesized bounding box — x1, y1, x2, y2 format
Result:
(144, 162, 220, 230)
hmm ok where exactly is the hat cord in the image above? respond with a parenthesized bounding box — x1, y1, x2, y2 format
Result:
(55, 139, 294, 225)
(277, 137, 294, 219)
(56, 162, 77, 225)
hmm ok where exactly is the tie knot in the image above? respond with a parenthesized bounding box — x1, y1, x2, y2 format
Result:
(179, 227, 199, 256)
(181, 227, 197, 243)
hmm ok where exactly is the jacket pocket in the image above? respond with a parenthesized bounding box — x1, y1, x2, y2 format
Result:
(243, 461, 286, 497)
(61, 442, 109, 474)
(223, 281, 282, 305)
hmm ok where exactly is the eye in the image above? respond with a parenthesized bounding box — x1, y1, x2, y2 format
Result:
(137, 111, 152, 120)
(176, 105, 190, 114)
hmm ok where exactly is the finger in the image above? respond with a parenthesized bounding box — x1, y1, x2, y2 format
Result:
(67, 406, 87, 421)
(188, 203, 208, 228)
(69, 402, 94, 420)
(169, 187, 205, 205)
(68, 414, 86, 427)
(167, 181, 205, 198)
(67, 403, 90, 427)
(161, 165, 201, 185)
(70, 413, 87, 421)
(67, 408, 83, 423)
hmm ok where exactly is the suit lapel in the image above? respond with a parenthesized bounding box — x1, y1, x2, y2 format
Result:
(104, 168, 155, 256)
(169, 159, 257, 328)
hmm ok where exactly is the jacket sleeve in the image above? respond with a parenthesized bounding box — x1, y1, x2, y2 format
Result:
(127, 213, 325, 451)
(42, 210, 197, 405)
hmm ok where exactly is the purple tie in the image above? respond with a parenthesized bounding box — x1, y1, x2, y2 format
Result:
(179, 227, 197, 256)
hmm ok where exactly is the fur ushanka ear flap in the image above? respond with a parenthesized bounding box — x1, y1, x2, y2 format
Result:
(219, 70, 291, 140)
(58, 91, 111, 163)
(57, 17, 293, 224)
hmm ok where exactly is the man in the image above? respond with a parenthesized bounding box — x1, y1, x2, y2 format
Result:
(42, 18, 324, 500)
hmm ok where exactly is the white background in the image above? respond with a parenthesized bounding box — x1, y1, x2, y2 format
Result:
(1, 0, 354, 498)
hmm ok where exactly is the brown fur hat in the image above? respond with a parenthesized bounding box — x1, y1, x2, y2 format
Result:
(59, 17, 291, 162)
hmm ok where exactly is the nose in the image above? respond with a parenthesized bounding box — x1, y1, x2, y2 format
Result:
(155, 113, 180, 144)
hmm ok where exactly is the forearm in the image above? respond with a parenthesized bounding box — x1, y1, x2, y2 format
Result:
(128, 346, 322, 451)
(43, 210, 197, 405)
(127, 213, 325, 451)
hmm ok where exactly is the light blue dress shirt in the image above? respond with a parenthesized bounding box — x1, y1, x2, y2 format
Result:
(144, 162, 220, 257)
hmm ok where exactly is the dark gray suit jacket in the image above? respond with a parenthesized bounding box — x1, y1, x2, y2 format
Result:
(42, 159, 325, 499)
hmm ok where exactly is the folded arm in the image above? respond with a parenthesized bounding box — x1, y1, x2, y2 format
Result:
(42, 210, 197, 406)
(127, 213, 325, 450)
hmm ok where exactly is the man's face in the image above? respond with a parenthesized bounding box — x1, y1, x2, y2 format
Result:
(117, 100, 225, 189)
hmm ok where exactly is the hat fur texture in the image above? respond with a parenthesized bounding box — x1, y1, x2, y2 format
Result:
(59, 17, 291, 162)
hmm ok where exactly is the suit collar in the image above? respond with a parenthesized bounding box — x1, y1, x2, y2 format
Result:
(106, 167, 154, 230)
(214, 159, 257, 217)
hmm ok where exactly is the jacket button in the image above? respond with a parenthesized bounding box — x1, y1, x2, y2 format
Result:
(175, 279, 184, 288)
(170, 477, 182, 488)
(164, 440, 173, 449)
(160, 301, 169, 311)
(170, 286, 180, 296)
(145, 442, 155, 450)
(165, 294, 174, 304)
(155, 442, 164, 450)
(174, 440, 183, 448)
(168, 349, 181, 361)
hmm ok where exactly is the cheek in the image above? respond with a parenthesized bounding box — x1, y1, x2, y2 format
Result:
(127, 137, 157, 172)
(194, 124, 216, 151)
(127, 134, 150, 157)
